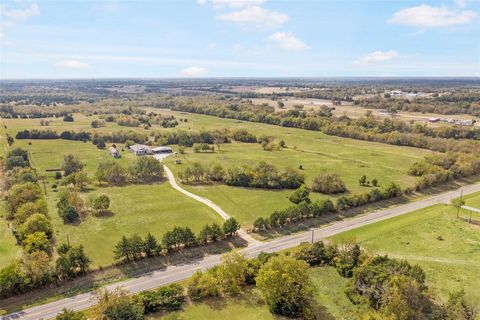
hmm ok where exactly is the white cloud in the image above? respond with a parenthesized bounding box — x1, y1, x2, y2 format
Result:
(197, 0, 266, 8)
(55, 60, 90, 69)
(178, 66, 208, 77)
(217, 5, 288, 28)
(388, 5, 476, 27)
(353, 50, 399, 66)
(454, 0, 466, 7)
(0, 1, 39, 22)
(269, 32, 308, 51)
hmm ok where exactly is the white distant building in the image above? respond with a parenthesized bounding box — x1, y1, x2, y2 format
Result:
(129, 144, 152, 155)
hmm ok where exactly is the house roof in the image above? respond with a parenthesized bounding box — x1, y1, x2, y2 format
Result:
(130, 144, 150, 152)
(109, 146, 118, 153)
(152, 146, 173, 152)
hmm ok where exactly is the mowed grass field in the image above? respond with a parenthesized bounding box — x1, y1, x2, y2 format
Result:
(160, 110, 432, 227)
(330, 204, 480, 304)
(148, 266, 364, 320)
(0, 114, 224, 267)
(49, 183, 223, 267)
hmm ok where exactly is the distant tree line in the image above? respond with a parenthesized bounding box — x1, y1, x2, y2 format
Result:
(164, 100, 480, 154)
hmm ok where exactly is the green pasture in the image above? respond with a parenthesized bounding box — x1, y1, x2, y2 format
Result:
(330, 204, 480, 304)
(49, 183, 223, 267)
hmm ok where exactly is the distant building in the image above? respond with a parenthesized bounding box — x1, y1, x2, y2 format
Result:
(129, 144, 152, 155)
(152, 146, 173, 154)
(109, 146, 121, 158)
(428, 117, 440, 123)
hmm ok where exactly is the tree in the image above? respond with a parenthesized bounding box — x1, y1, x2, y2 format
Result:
(114, 236, 131, 262)
(129, 156, 164, 183)
(187, 270, 220, 301)
(223, 217, 240, 237)
(61, 154, 84, 176)
(63, 115, 74, 122)
(20, 251, 52, 285)
(91, 288, 144, 320)
(451, 197, 466, 218)
(59, 205, 79, 223)
(217, 252, 249, 295)
(372, 178, 379, 187)
(55, 309, 86, 320)
(289, 185, 311, 204)
(5, 182, 43, 217)
(22, 232, 50, 254)
(256, 255, 314, 318)
(6, 156, 29, 170)
(96, 161, 127, 185)
(19, 213, 53, 239)
(253, 217, 267, 231)
(143, 233, 158, 257)
(97, 140, 106, 149)
(56, 244, 90, 280)
(129, 234, 144, 260)
(210, 223, 224, 242)
(334, 241, 361, 278)
(14, 200, 49, 225)
(92, 194, 110, 215)
(359, 175, 368, 186)
(380, 275, 432, 320)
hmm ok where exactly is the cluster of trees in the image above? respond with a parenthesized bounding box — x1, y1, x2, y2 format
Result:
(254, 182, 402, 231)
(179, 161, 304, 190)
(409, 153, 480, 191)
(114, 218, 240, 262)
(96, 156, 164, 186)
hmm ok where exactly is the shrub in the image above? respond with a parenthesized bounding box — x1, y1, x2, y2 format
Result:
(311, 172, 347, 194)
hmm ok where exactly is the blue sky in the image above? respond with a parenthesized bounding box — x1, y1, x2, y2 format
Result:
(0, 0, 479, 78)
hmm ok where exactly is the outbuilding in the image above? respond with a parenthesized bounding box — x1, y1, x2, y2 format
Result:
(109, 146, 121, 158)
(152, 146, 173, 154)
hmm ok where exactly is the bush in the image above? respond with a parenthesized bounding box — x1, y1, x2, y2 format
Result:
(311, 172, 347, 194)
(188, 270, 221, 301)
(135, 284, 185, 313)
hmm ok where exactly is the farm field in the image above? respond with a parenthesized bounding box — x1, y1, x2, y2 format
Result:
(147, 266, 364, 320)
(330, 204, 480, 304)
(160, 110, 433, 227)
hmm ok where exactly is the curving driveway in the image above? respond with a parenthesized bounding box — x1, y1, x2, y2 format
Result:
(163, 165, 259, 245)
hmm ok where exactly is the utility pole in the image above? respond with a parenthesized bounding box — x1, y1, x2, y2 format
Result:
(311, 229, 314, 244)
